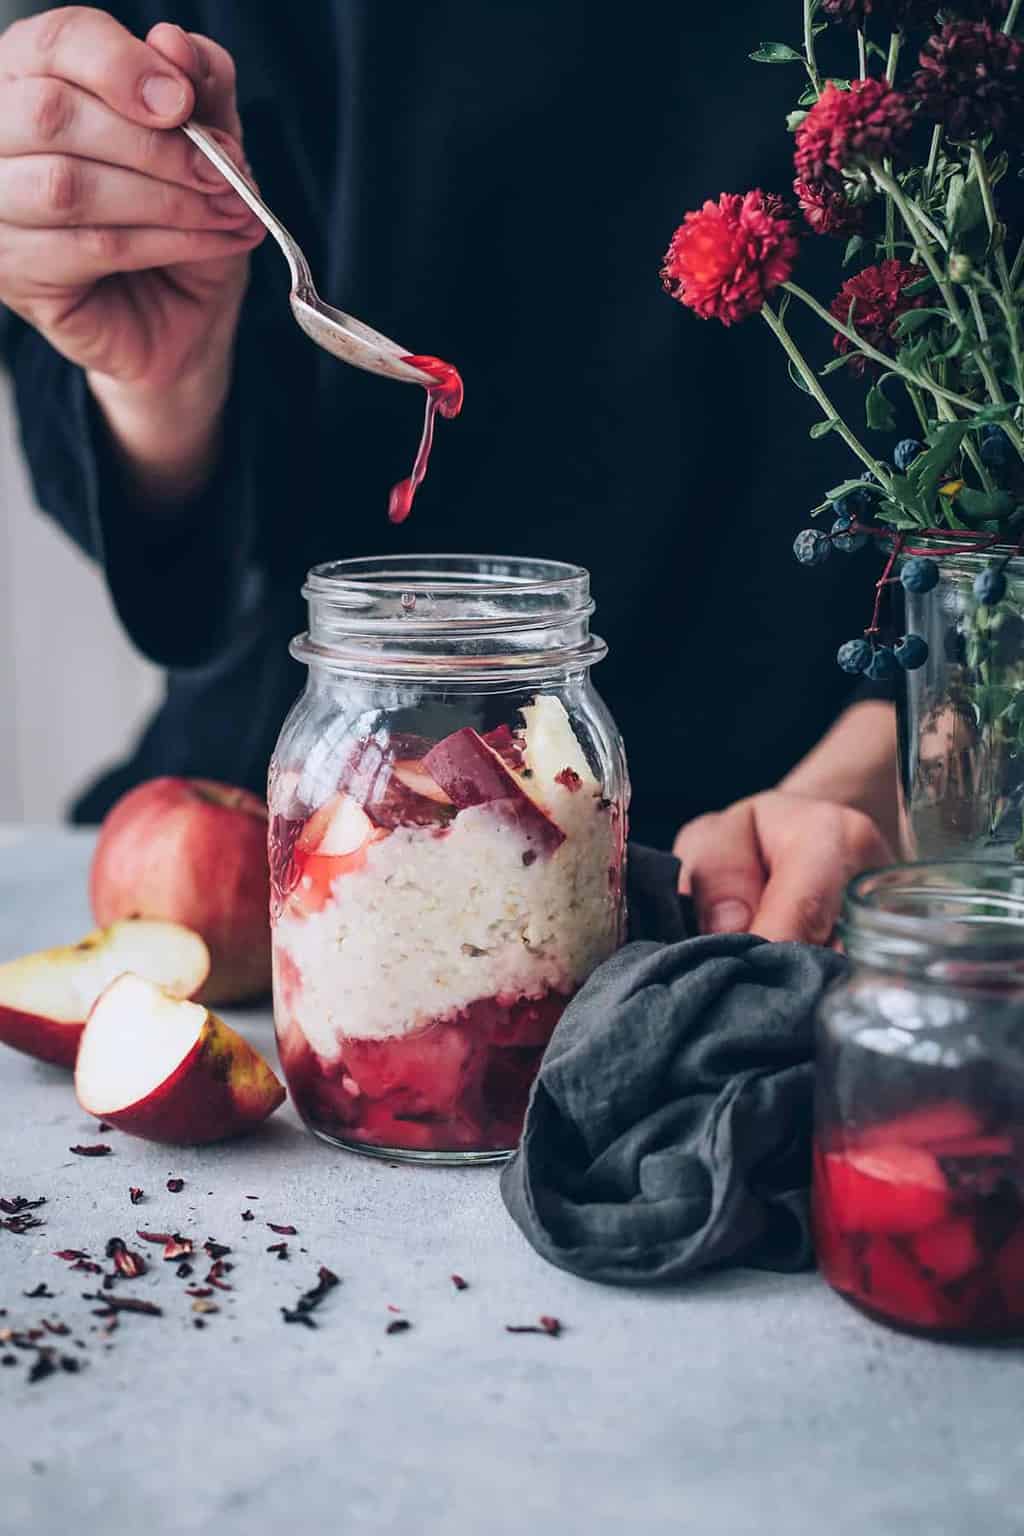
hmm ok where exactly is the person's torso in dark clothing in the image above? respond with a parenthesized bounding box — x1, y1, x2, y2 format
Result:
(75, 0, 877, 846)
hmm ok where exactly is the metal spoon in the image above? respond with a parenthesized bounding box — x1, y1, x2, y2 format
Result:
(182, 122, 433, 387)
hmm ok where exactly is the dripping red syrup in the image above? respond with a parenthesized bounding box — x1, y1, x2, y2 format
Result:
(387, 355, 464, 524)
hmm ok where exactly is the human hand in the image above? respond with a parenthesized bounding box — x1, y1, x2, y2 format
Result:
(0, 9, 264, 453)
(673, 790, 893, 945)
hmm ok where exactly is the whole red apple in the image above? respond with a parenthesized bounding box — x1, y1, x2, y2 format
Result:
(90, 778, 271, 1006)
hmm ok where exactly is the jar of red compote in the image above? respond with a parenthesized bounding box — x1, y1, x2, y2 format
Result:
(268, 555, 628, 1163)
(814, 862, 1024, 1340)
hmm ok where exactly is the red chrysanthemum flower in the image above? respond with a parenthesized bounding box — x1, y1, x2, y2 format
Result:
(822, 0, 940, 27)
(794, 177, 866, 236)
(829, 259, 927, 373)
(661, 190, 799, 326)
(912, 21, 1024, 142)
(794, 79, 914, 184)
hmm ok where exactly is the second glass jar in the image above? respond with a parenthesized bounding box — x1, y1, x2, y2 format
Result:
(268, 555, 629, 1163)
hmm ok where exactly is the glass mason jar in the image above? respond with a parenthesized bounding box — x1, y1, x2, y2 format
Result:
(898, 539, 1024, 862)
(814, 861, 1024, 1341)
(268, 555, 629, 1164)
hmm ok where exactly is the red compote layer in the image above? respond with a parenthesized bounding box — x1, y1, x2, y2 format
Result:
(268, 696, 623, 1158)
(813, 1103, 1024, 1339)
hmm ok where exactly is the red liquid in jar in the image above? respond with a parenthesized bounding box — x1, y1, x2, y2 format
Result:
(388, 355, 465, 524)
(813, 1108, 1024, 1339)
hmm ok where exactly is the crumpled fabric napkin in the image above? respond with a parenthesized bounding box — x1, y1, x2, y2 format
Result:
(500, 846, 847, 1284)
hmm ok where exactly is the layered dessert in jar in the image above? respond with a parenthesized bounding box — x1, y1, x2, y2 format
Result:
(814, 1099, 1024, 1339)
(269, 695, 624, 1157)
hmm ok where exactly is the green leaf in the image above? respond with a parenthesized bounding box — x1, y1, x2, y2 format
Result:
(904, 275, 938, 298)
(798, 84, 819, 106)
(826, 478, 879, 501)
(786, 109, 809, 132)
(947, 172, 985, 238)
(910, 421, 971, 513)
(749, 41, 803, 62)
(820, 353, 860, 377)
(965, 403, 1016, 428)
(825, 78, 851, 90)
(843, 235, 866, 267)
(788, 358, 812, 395)
(866, 384, 897, 432)
(893, 307, 948, 337)
(810, 418, 841, 440)
(877, 505, 925, 530)
(955, 488, 1018, 523)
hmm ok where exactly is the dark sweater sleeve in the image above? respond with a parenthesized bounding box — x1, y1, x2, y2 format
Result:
(4, 303, 266, 672)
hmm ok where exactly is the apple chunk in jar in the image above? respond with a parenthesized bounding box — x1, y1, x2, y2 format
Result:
(268, 556, 628, 1162)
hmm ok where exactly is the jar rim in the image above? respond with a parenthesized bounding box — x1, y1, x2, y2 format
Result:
(899, 532, 1023, 568)
(293, 553, 605, 681)
(842, 860, 1024, 978)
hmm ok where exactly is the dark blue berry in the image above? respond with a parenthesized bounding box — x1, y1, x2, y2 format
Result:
(980, 427, 1011, 471)
(974, 566, 1007, 606)
(865, 646, 897, 682)
(895, 633, 929, 670)
(900, 557, 940, 595)
(833, 489, 874, 523)
(894, 439, 923, 472)
(837, 639, 872, 674)
(831, 518, 869, 553)
(793, 528, 831, 566)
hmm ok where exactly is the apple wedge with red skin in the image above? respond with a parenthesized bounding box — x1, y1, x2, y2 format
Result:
(76, 973, 285, 1144)
(423, 729, 565, 855)
(90, 777, 271, 1006)
(0, 920, 210, 1069)
(289, 793, 384, 914)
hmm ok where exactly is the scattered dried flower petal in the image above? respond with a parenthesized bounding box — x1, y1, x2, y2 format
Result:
(136, 1231, 173, 1245)
(386, 1319, 412, 1335)
(267, 1242, 289, 1260)
(185, 1286, 214, 1298)
(0, 1196, 45, 1215)
(505, 1316, 563, 1337)
(166, 1178, 184, 1193)
(105, 1238, 147, 1279)
(23, 1283, 54, 1300)
(40, 1320, 69, 1336)
(161, 1236, 194, 1263)
(241, 1211, 254, 1222)
(267, 1223, 297, 1236)
(176, 1262, 193, 1279)
(191, 1299, 219, 1315)
(203, 1241, 231, 1260)
(129, 1187, 145, 1205)
(83, 1293, 161, 1318)
(69, 1145, 111, 1157)
(451, 1274, 469, 1291)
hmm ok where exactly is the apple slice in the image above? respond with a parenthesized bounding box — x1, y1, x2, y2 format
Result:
(290, 793, 383, 914)
(76, 973, 285, 1144)
(0, 920, 210, 1069)
(423, 729, 565, 856)
(519, 695, 597, 791)
(365, 758, 454, 831)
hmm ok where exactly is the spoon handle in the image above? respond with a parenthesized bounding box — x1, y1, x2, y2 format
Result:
(182, 122, 313, 293)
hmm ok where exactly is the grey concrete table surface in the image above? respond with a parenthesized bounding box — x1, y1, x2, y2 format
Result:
(1, 827, 1023, 1536)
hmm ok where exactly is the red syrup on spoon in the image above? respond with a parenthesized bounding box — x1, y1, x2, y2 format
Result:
(387, 355, 465, 524)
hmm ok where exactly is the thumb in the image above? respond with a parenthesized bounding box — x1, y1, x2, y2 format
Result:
(673, 803, 767, 935)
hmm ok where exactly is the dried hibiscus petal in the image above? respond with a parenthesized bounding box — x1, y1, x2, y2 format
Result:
(105, 1238, 147, 1279)
(129, 1188, 144, 1205)
(136, 1231, 173, 1246)
(41, 1319, 69, 1336)
(451, 1274, 469, 1291)
(203, 1241, 231, 1260)
(176, 1262, 193, 1280)
(185, 1286, 213, 1298)
(267, 1242, 289, 1260)
(2, 1214, 45, 1234)
(166, 1178, 184, 1193)
(83, 1293, 161, 1317)
(281, 1265, 339, 1326)
(0, 1196, 45, 1215)
(241, 1210, 255, 1222)
(53, 1250, 90, 1262)
(267, 1223, 297, 1235)
(23, 1283, 54, 1299)
(206, 1260, 233, 1291)
(386, 1319, 412, 1335)
(69, 1144, 111, 1157)
(161, 1236, 194, 1262)
(70, 1259, 102, 1275)
(506, 1316, 562, 1337)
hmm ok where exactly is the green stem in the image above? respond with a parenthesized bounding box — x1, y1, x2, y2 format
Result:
(1009, 235, 1024, 292)
(857, 30, 867, 79)
(931, 396, 996, 497)
(1004, 0, 1022, 34)
(762, 303, 891, 489)
(967, 289, 1005, 405)
(783, 281, 984, 413)
(872, 165, 966, 331)
(906, 382, 930, 437)
(923, 123, 942, 201)
(804, 0, 822, 96)
(885, 31, 901, 82)
(884, 161, 895, 259)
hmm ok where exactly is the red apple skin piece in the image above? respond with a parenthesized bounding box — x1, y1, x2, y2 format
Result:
(76, 978, 285, 1145)
(423, 729, 565, 854)
(856, 1102, 983, 1149)
(820, 1145, 949, 1236)
(0, 921, 210, 1069)
(90, 778, 271, 1006)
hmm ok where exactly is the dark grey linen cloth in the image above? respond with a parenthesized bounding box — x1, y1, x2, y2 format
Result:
(500, 847, 848, 1284)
